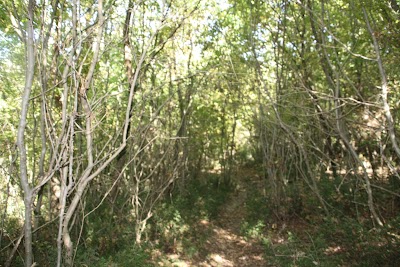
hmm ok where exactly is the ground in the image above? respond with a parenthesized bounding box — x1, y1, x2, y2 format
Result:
(147, 169, 400, 267)
(153, 174, 267, 267)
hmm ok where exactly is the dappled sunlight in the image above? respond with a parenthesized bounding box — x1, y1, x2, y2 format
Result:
(206, 253, 234, 267)
(152, 180, 267, 267)
(3, 0, 400, 265)
(324, 245, 343, 255)
(197, 225, 265, 267)
(200, 219, 210, 226)
(154, 216, 266, 267)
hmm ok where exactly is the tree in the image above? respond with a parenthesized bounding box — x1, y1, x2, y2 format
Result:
(16, 0, 36, 265)
(1, 0, 400, 265)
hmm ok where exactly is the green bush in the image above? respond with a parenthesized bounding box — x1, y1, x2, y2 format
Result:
(75, 244, 154, 267)
(240, 220, 266, 240)
(263, 216, 400, 267)
(244, 185, 270, 223)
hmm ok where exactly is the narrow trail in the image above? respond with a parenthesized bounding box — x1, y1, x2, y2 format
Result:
(156, 173, 268, 267)
(193, 185, 266, 267)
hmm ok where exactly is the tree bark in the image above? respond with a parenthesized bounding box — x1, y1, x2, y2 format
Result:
(17, 0, 36, 266)
(363, 7, 400, 160)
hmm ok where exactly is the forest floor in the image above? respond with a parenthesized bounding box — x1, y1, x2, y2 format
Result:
(152, 171, 267, 267)
(146, 168, 400, 267)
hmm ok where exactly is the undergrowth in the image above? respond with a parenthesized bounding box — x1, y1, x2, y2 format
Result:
(239, 176, 400, 267)
(75, 244, 154, 267)
(73, 172, 232, 266)
(150, 173, 233, 256)
(261, 217, 400, 267)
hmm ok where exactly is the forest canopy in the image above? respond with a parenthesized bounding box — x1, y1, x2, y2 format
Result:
(1, 0, 400, 266)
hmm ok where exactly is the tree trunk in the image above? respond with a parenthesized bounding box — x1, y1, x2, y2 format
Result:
(308, 0, 382, 226)
(17, 0, 36, 265)
(363, 7, 400, 160)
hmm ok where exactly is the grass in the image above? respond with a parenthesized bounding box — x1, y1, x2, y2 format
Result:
(238, 184, 400, 267)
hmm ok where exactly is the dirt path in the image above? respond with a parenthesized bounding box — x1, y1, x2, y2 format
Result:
(156, 178, 267, 267)
(193, 187, 266, 267)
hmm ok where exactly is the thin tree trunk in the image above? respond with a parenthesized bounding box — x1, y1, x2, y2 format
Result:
(363, 7, 400, 160)
(251, 37, 330, 216)
(56, 0, 78, 264)
(308, 0, 382, 226)
(4, 232, 24, 267)
(333, 72, 383, 226)
(35, 0, 59, 234)
(61, 0, 104, 265)
(17, 0, 36, 265)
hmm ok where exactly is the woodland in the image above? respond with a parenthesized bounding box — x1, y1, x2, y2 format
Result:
(1, 0, 400, 266)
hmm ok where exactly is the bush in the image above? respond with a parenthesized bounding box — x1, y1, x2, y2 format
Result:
(75, 244, 154, 267)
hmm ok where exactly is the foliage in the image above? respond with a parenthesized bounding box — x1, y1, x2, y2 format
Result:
(243, 182, 270, 223)
(240, 220, 266, 241)
(262, 216, 400, 267)
(75, 244, 154, 267)
(151, 173, 232, 254)
(1, 0, 400, 265)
